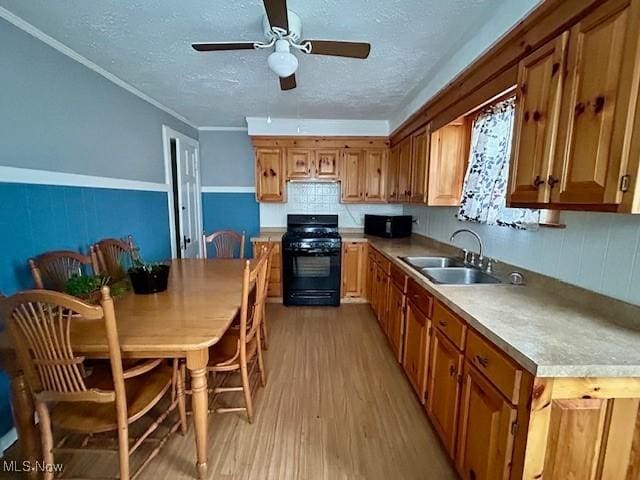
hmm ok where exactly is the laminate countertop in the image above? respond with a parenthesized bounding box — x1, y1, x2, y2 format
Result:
(252, 231, 640, 378)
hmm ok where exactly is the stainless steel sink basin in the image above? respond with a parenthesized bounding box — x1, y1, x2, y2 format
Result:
(402, 256, 464, 269)
(420, 267, 503, 285)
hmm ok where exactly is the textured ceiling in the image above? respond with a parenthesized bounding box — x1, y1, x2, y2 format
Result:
(1, 0, 508, 127)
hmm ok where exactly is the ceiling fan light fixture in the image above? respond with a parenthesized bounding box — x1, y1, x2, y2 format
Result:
(268, 39, 298, 78)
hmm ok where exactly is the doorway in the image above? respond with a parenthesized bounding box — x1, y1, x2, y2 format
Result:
(162, 126, 202, 259)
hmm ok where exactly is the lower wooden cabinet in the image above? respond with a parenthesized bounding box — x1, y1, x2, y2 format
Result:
(427, 330, 463, 457)
(403, 299, 431, 402)
(373, 263, 389, 327)
(386, 282, 405, 362)
(456, 361, 517, 480)
(252, 241, 282, 297)
(341, 242, 366, 298)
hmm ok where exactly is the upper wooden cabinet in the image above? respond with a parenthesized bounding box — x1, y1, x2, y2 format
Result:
(341, 148, 387, 203)
(397, 137, 413, 202)
(387, 145, 400, 202)
(509, 0, 640, 211)
(255, 147, 286, 202)
(428, 122, 468, 206)
(510, 33, 568, 205)
(315, 149, 340, 179)
(287, 148, 315, 180)
(410, 128, 429, 203)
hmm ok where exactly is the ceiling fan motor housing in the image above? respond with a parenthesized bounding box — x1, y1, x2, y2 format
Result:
(263, 10, 302, 43)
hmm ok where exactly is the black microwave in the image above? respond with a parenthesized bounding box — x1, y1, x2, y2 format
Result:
(364, 214, 412, 238)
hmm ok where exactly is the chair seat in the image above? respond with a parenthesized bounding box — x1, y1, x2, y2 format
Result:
(208, 329, 257, 368)
(50, 363, 173, 433)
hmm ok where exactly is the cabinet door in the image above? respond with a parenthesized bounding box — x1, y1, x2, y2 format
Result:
(426, 330, 463, 457)
(255, 148, 285, 202)
(402, 299, 430, 402)
(253, 241, 282, 296)
(428, 123, 468, 206)
(342, 242, 365, 298)
(366, 253, 375, 304)
(341, 150, 365, 202)
(456, 362, 517, 480)
(364, 149, 387, 202)
(315, 149, 340, 179)
(387, 282, 406, 362)
(387, 145, 400, 202)
(374, 265, 389, 328)
(397, 138, 413, 202)
(286, 149, 315, 179)
(552, 0, 639, 206)
(509, 33, 568, 205)
(410, 129, 429, 203)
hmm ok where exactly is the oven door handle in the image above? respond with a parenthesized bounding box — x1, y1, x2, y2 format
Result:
(286, 249, 339, 255)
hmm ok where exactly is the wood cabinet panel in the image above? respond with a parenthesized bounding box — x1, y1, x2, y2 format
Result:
(315, 149, 340, 179)
(387, 282, 406, 362)
(387, 144, 400, 202)
(365, 252, 375, 303)
(397, 137, 413, 202)
(509, 33, 568, 205)
(342, 242, 366, 298)
(552, 0, 639, 206)
(466, 330, 523, 404)
(406, 278, 433, 319)
(403, 299, 431, 402)
(432, 300, 466, 350)
(286, 148, 315, 180)
(389, 263, 407, 291)
(456, 362, 517, 480)
(253, 241, 282, 297)
(364, 149, 387, 202)
(255, 148, 285, 202)
(373, 263, 389, 329)
(341, 150, 366, 202)
(410, 129, 429, 203)
(428, 123, 468, 206)
(427, 330, 463, 457)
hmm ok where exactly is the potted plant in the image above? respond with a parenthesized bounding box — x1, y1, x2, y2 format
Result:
(64, 274, 110, 304)
(128, 258, 170, 294)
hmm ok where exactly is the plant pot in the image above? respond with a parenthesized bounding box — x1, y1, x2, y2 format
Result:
(128, 265, 170, 294)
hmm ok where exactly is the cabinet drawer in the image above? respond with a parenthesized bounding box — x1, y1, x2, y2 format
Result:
(432, 301, 466, 350)
(376, 252, 391, 275)
(406, 278, 433, 318)
(390, 263, 407, 291)
(465, 330, 522, 404)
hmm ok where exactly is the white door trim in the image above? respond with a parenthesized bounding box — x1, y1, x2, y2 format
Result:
(162, 126, 202, 259)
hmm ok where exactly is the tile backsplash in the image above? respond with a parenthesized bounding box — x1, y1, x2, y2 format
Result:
(260, 182, 403, 228)
(404, 204, 640, 306)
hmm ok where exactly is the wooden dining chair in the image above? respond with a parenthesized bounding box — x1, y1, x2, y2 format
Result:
(29, 250, 99, 291)
(94, 236, 138, 281)
(258, 243, 275, 350)
(0, 288, 187, 480)
(202, 230, 246, 259)
(206, 248, 269, 422)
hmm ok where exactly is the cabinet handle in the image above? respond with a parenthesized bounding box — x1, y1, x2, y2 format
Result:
(475, 355, 489, 368)
(575, 102, 586, 116)
(533, 176, 545, 188)
(594, 95, 605, 114)
(532, 110, 542, 122)
(269, 168, 276, 176)
(448, 365, 456, 377)
(439, 320, 447, 327)
(548, 175, 559, 188)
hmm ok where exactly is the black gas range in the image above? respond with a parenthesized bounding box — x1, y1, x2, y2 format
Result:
(282, 214, 341, 306)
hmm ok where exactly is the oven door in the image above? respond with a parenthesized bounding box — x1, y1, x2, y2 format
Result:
(283, 247, 341, 306)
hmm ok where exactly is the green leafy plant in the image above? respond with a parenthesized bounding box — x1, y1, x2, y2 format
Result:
(64, 273, 110, 299)
(128, 257, 166, 274)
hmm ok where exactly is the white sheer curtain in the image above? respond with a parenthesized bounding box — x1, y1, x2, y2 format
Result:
(457, 96, 540, 230)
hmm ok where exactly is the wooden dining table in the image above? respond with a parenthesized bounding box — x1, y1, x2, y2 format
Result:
(0, 258, 246, 479)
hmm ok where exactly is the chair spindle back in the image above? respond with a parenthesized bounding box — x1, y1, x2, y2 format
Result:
(29, 250, 97, 291)
(203, 230, 246, 259)
(95, 236, 137, 281)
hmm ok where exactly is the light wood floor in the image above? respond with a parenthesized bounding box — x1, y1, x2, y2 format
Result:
(5, 305, 457, 480)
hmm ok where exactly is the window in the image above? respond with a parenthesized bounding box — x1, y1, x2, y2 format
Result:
(457, 96, 540, 229)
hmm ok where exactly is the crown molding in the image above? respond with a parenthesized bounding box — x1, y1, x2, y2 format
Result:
(0, 7, 198, 130)
(198, 126, 248, 132)
(246, 117, 390, 136)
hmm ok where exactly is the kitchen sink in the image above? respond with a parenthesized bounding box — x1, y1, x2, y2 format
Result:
(420, 267, 503, 285)
(402, 256, 464, 269)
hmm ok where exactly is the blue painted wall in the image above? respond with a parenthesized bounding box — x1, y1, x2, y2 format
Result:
(0, 183, 171, 437)
(202, 193, 260, 258)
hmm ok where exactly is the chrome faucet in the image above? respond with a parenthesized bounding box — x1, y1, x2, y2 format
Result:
(450, 229, 484, 265)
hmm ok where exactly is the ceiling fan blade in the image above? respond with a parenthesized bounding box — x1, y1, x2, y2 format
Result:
(263, 0, 289, 31)
(280, 74, 296, 91)
(303, 40, 371, 59)
(192, 42, 256, 52)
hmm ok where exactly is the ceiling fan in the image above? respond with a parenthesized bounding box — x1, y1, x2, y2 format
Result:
(192, 0, 371, 91)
